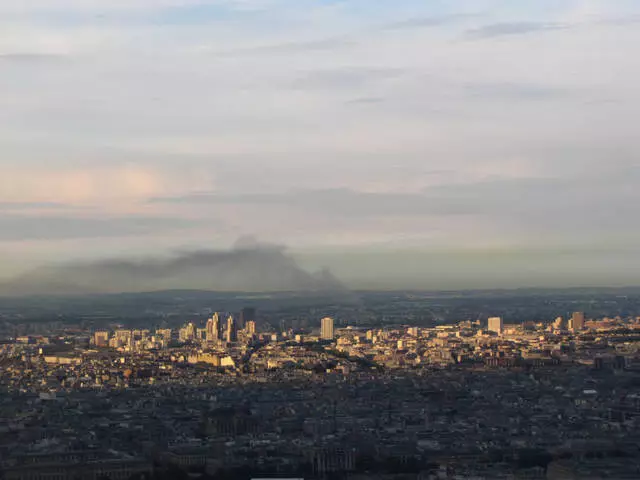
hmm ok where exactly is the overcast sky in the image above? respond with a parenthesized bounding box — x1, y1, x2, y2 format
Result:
(1, 0, 639, 288)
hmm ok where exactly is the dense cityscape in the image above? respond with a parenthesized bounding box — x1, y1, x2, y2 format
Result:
(2, 294, 640, 480)
(3, 0, 640, 478)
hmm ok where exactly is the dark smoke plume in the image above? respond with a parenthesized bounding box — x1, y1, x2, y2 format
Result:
(1, 241, 345, 296)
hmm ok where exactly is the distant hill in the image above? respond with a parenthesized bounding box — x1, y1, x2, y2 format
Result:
(0, 245, 346, 296)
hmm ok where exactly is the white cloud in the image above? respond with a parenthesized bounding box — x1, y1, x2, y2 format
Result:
(0, 165, 214, 207)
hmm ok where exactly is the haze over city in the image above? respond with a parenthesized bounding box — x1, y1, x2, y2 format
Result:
(1, 0, 640, 292)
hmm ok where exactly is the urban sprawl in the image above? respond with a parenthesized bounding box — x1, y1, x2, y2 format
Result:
(2, 308, 640, 479)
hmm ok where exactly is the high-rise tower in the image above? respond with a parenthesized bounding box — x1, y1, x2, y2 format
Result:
(321, 317, 334, 340)
(207, 313, 220, 342)
(571, 312, 585, 331)
(239, 307, 256, 331)
(488, 317, 503, 335)
(226, 315, 237, 343)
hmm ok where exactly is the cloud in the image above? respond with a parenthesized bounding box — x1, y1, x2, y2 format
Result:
(211, 36, 356, 56)
(382, 13, 477, 30)
(291, 67, 405, 90)
(463, 82, 571, 100)
(0, 53, 68, 62)
(0, 215, 196, 241)
(345, 97, 385, 105)
(146, 165, 640, 245)
(0, 165, 210, 205)
(597, 14, 640, 26)
(465, 22, 566, 39)
(149, 187, 476, 216)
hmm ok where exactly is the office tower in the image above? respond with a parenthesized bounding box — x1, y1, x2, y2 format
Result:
(187, 322, 196, 340)
(94, 331, 109, 347)
(179, 323, 196, 343)
(407, 327, 419, 337)
(226, 315, 237, 343)
(207, 313, 220, 342)
(196, 328, 207, 341)
(239, 307, 256, 331)
(321, 317, 334, 340)
(553, 316, 564, 330)
(178, 327, 189, 343)
(571, 312, 585, 331)
(488, 317, 503, 335)
(156, 328, 172, 341)
(115, 329, 132, 348)
(246, 320, 256, 335)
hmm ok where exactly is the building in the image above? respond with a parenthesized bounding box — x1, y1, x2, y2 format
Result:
(93, 331, 109, 347)
(1, 451, 152, 480)
(207, 313, 220, 342)
(246, 320, 257, 335)
(179, 323, 196, 343)
(239, 307, 256, 330)
(488, 317, 503, 335)
(321, 317, 335, 340)
(571, 311, 585, 331)
(226, 315, 237, 343)
(553, 316, 564, 330)
(312, 448, 356, 475)
(114, 329, 132, 347)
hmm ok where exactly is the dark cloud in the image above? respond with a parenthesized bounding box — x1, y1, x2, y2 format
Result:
(2, 243, 346, 295)
(0, 215, 196, 241)
(465, 22, 566, 39)
(147, 167, 640, 239)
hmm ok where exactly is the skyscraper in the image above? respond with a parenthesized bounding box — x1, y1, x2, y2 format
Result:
(94, 331, 109, 347)
(571, 312, 585, 331)
(226, 315, 237, 343)
(321, 317, 334, 340)
(179, 323, 196, 343)
(239, 307, 256, 331)
(553, 316, 564, 330)
(207, 313, 220, 342)
(246, 320, 256, 335)
(488, 317, 503, 335)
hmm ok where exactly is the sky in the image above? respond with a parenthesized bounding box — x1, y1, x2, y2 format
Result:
(1, 0, 640, 289)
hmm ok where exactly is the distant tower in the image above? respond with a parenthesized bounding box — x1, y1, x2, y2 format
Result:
(94, 331, 109, 347)
(226, 315, 237, 343)
(571, 312, 585, 331)
(488, 317, 503, 335)
(207, 313, 220, 342)
(553, 316, 564, 330)
(321, 317, 335, 340)
(246, 320, 257, 335)
(239, 307, 256, 331)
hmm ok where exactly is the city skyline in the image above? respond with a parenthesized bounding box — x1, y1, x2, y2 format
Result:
(1, 0, 640, 291)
